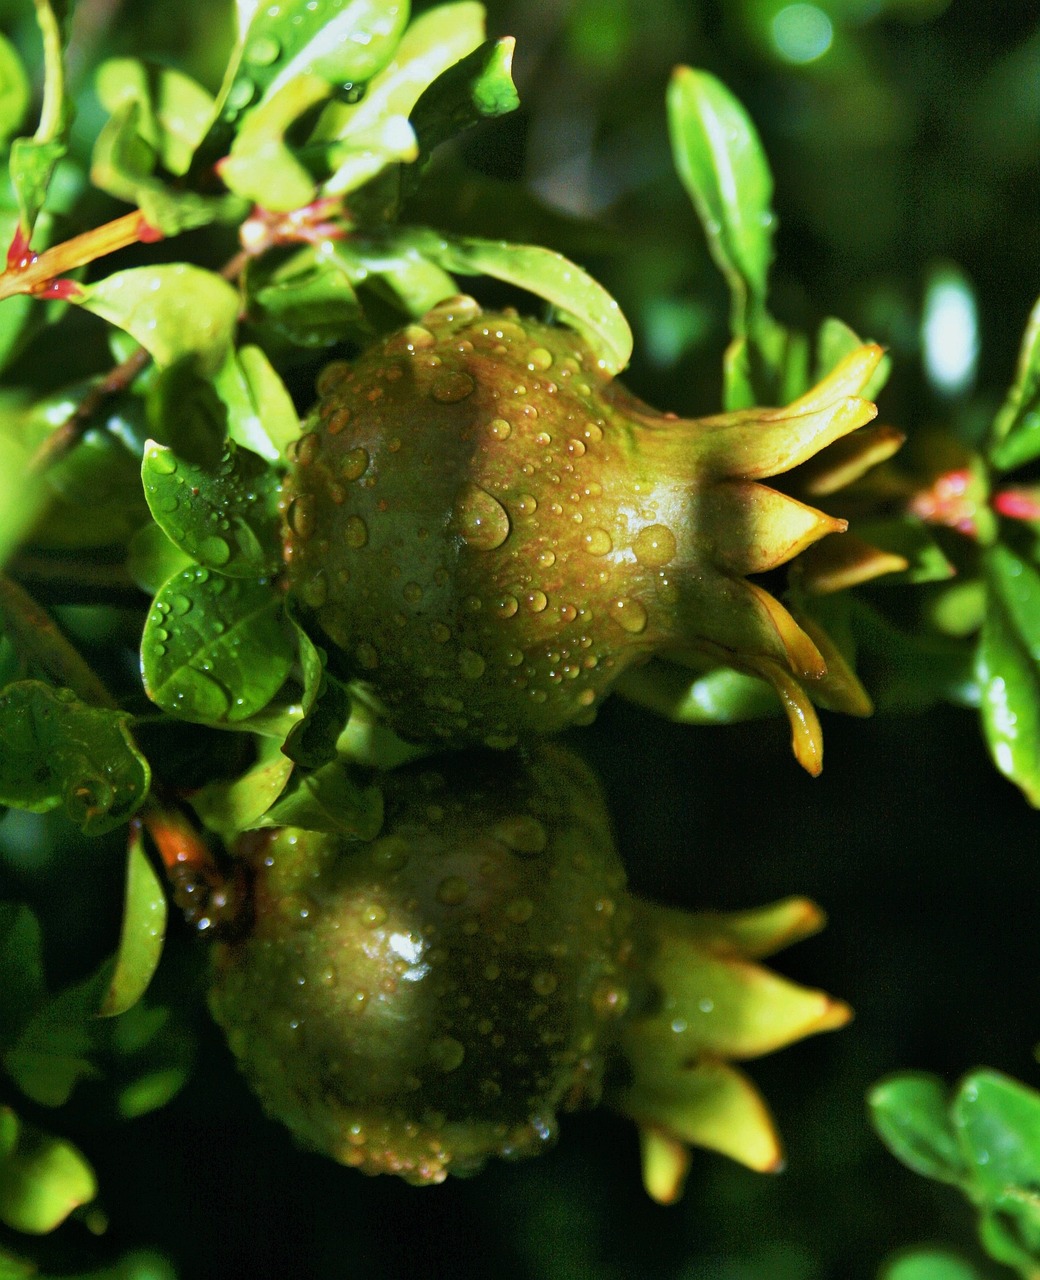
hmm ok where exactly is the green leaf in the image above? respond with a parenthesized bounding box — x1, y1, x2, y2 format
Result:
(335, 236, 458, 317)
(214, 345, 301, 462)
(246, 244, 366, 347)
(98, 826, 167, 1018)
(977, 545, 1040, 806)
(126, 522, 194, 596)
(880, 1251, 985, 1280)
(853, 518, 956, 586)
(9, 137, 66, 241)
(146, 358, 227, 468)
(219, 73, 327, 210)
(282, 659, 351, 769)
(616, 659, 779, 725)
(404, 229, 633, 374)
(221, 0, 411, 122)
(954, 1070, 1040, 1203)
(0, 35, 30, 146)
(255, 757, 383, 838)
(667, 66, 774, 337)
(0, 682, 151, 835)
(77, 266, 240, 375)
(0, 904, 46, 1051)
(988, 294, 1040, 472)
(410, 36, 519, 160)
(868, 1073, 965, 1186)
(190, 736, 294, 836)
(141, 567, 293, 724)
(142, 439, 282, 578)
(0, 1107, 97, 1234)
(95, 58, 215, 176)
(816, 316, 891, 401)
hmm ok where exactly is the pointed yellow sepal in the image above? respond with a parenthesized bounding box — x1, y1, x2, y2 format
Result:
(610, 897, 851, 1201)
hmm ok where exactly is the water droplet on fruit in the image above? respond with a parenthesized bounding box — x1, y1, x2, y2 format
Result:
(537, 550, 556, 569)
(583, 422, 604, 444)
(316, 361, 351, 395)
(492, 815, 548, 855)
(356, 642, 379, 669)
(632, 523, 677, 567)
(515, 493, 537, 516)
(591, 979, 629, 1018)
(505, 896, 534, 924)
(459, 649, 486, 679)
(431, 370, 475, 403)
(361, 903, 387, 928)
(371, 834, 409, 870)
(436, 875, 470, 905)
(527, 347, 553, 371)
(494, 594, 519, 618)
(558, 603, 577, 623)
(345, 515, 368, 548)
(403, 581, 423, 605)
(347, 990, 368, 1015)
(288, 495, 316, 539)
(524, 590, 548, 613)
(566, 438, 586, 457)
(609, 598, 648, 634)
(531, 971, 558, 996)
(430, 621, 451, 643)
(429, 1036, 465, 1072)
(583, 528, 612, 556)
(402, 324, 435, 350)
(451, 483, 510, 550)
(149, 449, 177, 475)
(534, 431, 551, 447)
(341, 447, 369, 480)
(488, 418, 512, 440)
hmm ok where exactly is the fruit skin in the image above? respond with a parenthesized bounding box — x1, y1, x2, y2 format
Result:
(282, 296, 880, 752)
(207, 745, 631, 1186)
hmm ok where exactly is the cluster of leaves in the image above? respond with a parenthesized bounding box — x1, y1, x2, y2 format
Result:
(0, 0, 1038, 1277)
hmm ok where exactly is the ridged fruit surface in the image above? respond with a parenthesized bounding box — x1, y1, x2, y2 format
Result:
(208, 746, 631, 1185)
(282, 296, 881, 751)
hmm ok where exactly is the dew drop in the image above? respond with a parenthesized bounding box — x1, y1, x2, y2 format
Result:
(437, 875, 470, 905)
(316, 361, 351, 396)
(430, 621, 451, 643)
(200, 535, 231, 567)
(341, 447, 369, 480)
(494, 594, 519, 618)
(524, 589, 548, 613)
(610, 598, 648, 634)
(531, 971, 558, 996)
(401, 324, 435, 350)
(515, 493, 538, 516)
(632, 523, 677, 567)
(537, 549, 556, 569)
(558, 603, 577, 623)
(299, 571, 328, 607)
(347, 989, 369, 1015)
(431, 370, 475, 403)
(527, 347, 553, 371)
(288, 495, 316, 540)
(488, 418, 512, 440)
(583, 422, 604, 444)
(356, 642, 379, 669)
(429, 1036, 466, 1072)
(345, 515, 369, 548)
(591, 979, 629, 1018)
(459, 649, 486, 679)
(583, 528, 612, 556)
(149, 449, 177, 475)
(451, 483, 510, 550)
(505, 897, 534, 924)
(246, 33, 280, 64)
(566, 438, 586, 458)
(361, 903, 387, 928)
(170, 594, 192, 617)
(403, 581, 423, 605)
(492, 815, 547, 855)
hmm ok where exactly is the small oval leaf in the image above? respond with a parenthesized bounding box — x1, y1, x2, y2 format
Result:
(99, 826, 168, 1018)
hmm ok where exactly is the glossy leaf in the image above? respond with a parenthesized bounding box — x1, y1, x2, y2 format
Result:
(78, 266, 239, 375)
(98, 826, 167, 1018)
(328, 237, 458, 317)
(977, 545, 1040, 806)
(219, 74, 328, 210)
(140, 567, 293, 724)
(616, 659, 779, 725)
(881, 1252, 985, 1280)
(0, 682, 150, 835)
(0, 1108, 97, 1234)
(0, 35, 29, 145)
(953, 1071, 1040, 1204)
(988, 294, 1040, 473)
(410, 36, 519, 159)
(246, 244, 366, 347)
(816, 316, 891, 400)
(190, 736, 295, 836)
(8, 138, 66, 241)
(214, 345, 301, 462)
(142, 440, 282, 578)
(255, 758, 383, 838)
(868, 1073, 965, 1185)
(126, 522, 194, 596)
(404, 229, 633, 374)
(95, 58, 214, 176)
(667, 67, 774, 335)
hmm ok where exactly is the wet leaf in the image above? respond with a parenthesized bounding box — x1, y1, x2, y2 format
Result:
(255, 758, 383, 838)
(869, 1073, 965, 1185)
(322, 237, 457, 319)
(126, 522, 194, 596)
(977, 545, 1040, 806)
(410, 36, 519, 160)
(816, 316, 891, 401)
(190, 736, 295, 836)
(98, 826, 167, 1018)
(8, 138, 66, 241)
(219, 73, 328, 210)
(403, 229, 632, 374)
(78, 266, 239, 375)
(0, 682, 150, 835)
(616, 658, 780, 726)
(0, 1108, 96, 1235)
(667, 67, 774, 336)
(954, 1070, 1040, 1204)
(988, 293, 1040, 472)
(220, 0, 410, 123)
(0, 35, 30, 146)
(141, 567, 292, 724)
(246, 244, 366, 348)
(142, 439, 282, 578)
(880, 1251, 985, 1280)
(214, 345, 300, 462)
(95, 58, 215, 176)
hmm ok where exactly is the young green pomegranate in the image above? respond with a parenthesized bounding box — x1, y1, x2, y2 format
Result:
(208, 745, 849, 1197)
(282, 297, 882, 759)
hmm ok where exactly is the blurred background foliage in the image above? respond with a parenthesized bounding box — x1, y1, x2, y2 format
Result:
(1, 0, 1040, 1277)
